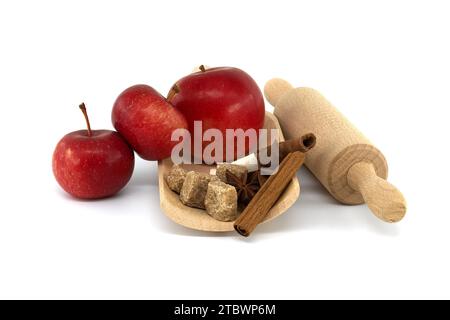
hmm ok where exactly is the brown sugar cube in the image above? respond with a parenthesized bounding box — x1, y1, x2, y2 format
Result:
(216, 164, 247, 184)
(205, 180, 238, 222)
(165, 164, 187, 194)
(180, 171, 212, 209)
(210, 175, 220, 182)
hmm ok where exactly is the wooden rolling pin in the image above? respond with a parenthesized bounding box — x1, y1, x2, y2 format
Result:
(264, 79, 406, 223)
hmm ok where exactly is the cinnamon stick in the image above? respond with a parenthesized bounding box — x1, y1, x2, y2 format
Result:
(258, 133, 316, 167)
(234, 151, 307, 237)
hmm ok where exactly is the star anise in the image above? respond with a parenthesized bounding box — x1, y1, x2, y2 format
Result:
(226, 170, 262, 205)
(257, 172, 268, 187)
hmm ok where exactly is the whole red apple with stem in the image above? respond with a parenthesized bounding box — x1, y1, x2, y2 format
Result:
(112, 85, 188, 161)
(167, 65, 265, 162)
(53, 103, 135, 199)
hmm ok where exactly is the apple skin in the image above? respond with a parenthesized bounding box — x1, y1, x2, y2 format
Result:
(52, 130, 135, 199)
(112, 85, 188, 160)
(168, 67, 265, 161)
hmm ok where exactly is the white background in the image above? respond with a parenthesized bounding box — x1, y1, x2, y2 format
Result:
(0, 0, 449, 300)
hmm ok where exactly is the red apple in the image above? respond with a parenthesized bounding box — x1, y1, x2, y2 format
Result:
(112, 85, 188, 160)
(167, 66, 265, 161)
(53, 103, 135, 199)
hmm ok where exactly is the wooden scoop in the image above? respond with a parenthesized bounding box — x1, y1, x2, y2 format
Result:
(264, 78, 406, 223)
(157, 112, 300, 232)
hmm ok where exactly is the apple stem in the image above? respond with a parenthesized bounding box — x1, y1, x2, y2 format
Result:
(79, 103, 92, 137)
(199, 65, 206, 72)
(167, 84, 180, 101)
(171, 84, 180, 94)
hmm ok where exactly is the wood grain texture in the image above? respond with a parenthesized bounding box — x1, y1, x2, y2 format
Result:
(347, 162, 406, 223)
(264, 78, 406, 222)
(157, 112, 300, 232)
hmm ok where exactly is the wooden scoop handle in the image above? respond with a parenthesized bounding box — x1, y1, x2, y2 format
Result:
(347, 162, 406, 222)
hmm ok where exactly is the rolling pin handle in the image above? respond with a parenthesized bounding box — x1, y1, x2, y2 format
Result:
(264, 78, 294, 106)
(347, 162, 407, 223)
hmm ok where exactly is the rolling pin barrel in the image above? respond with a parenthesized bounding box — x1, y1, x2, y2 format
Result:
(264, 78, 406, 222)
